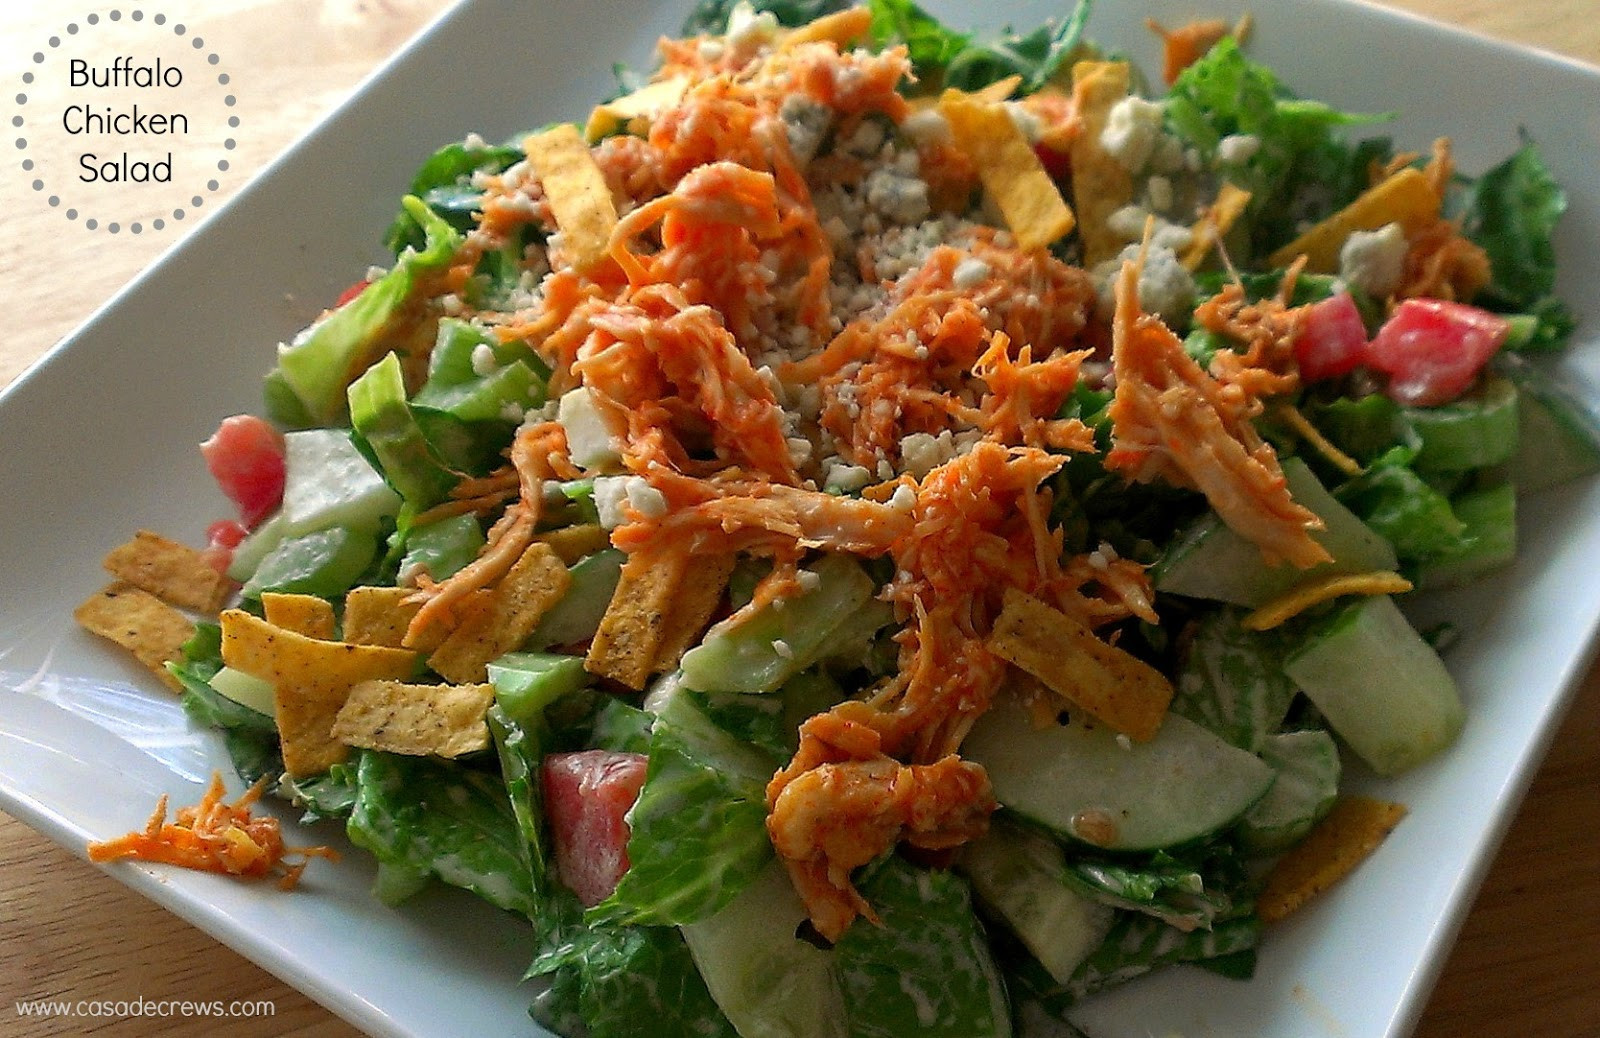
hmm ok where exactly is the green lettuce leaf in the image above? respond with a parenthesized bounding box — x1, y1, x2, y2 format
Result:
(1334, 448, 1471, 564)
(868, 0, 1092, 95)
(385, 138, 523, 255)
(835, 857, 1012, 1038)
(272, 197, 459, 426)
(1170, 607, 1298, 752)
(1165, 38, 1388, 258)
(587, 684, 779, 926)
(345, 750, 535, 916)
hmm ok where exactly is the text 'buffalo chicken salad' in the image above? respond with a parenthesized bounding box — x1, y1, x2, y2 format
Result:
(75, 1, 1596, 1036)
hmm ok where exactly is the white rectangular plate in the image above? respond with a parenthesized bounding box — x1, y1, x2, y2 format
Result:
(2, 2, 1597, 1037)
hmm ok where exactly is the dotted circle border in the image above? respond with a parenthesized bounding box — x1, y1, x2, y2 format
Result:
(14, 7, 239, 233)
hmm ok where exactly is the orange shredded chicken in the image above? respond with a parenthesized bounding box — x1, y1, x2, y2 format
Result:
(88, 773, 338, 890)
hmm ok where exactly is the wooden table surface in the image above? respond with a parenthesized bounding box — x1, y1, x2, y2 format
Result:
(0, 2, 1595, 1036)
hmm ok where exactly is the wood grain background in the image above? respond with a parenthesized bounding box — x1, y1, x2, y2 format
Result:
(1, 2, 1595, 1036)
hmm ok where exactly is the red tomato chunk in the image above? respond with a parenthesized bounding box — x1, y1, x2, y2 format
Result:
(542, 749, 649, 907)
(1292, 291, 1369, 382)
(1364, 299, 1509, 407)
(201, 415, 286, 529)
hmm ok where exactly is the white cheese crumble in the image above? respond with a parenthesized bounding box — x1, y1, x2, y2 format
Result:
(470, 342, 498, 377)
(772, 638, 795, 660)
(1339, 221, 1409, 299)
(592, 476, 632, 530)
(899, 108, 951, 147)
(557, 386, 622, 472)
(1100, 96, 1166, 174)
(1216, 132, 1262, 165)
(626, 477, 669, 520)
(952, 256, 992, 290)
(726, 1, 780, 58)
(824, 461, 872, 493)
(778, 94, 832, 168)
(1094, 243, 1196, 327)
(864, 167, 931, 226)
(899, 430, 956, 479)
(888, 483, 917, 512)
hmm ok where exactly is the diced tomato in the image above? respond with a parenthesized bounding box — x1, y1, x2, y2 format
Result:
(200, 519, 249, 575)
(334, 279, 370, 308)
(1034, 142, 1071, 182)
(201, 415, 286, 529)
(1292, 291, 1369, 382)
(542, 750, 649, 907)
(1364, 299, 1510, 407)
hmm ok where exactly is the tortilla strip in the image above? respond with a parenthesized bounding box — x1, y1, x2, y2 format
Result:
(525, 123, 618, 273)
(260, 592, 337, 640)
(75, 582, 193, 693)
(427, 541, 571, 683)
(986, 586, 1173, 742)
(940, 91, 1075, 252)
(780, 7, 874, 50)
(651, 551, 737, 674)
(1067, 60, 1134, 267)
(1243, 575, 1413, 632)
(537, 523, 611, 565)
(331, 679, 495, 758)
(1182, 182, 1252, 270)
(1267, 167, 1437, 271)
(1258, 795, 1408, 923)
(220, 609, 418, 777)
(102, 530, 230, 614)
(585, 75, 692, 143)
(585, 549, 689, 690)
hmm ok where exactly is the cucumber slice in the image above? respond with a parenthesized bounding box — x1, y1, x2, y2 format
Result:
(963, 697, 1275, 852)
(679, 862, 845, 1038)
(680, 553, 876, 694)
(1405, 375, 1518, 472)
(1413, 482, 1516, 590)
(1497, 353, 1600, 493)
(486, 651, 591, 727)
(208, 665, 277, 718)
(242, 525, 377, 599)
(526, 548, 624, 650)
(1236, 729, 1340, 855)
(281, 428, 402, 537)
(960, 821, 1115, 983)
(227, 509, 288, 583)
(1283, 595, 1464, 776)
(1153, 458, 1396, 607)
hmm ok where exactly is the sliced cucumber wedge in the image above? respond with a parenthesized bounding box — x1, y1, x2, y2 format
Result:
(1496, 352, 1600, 493)
(960, 821, 1115, 984)
(1283, 595, 1464, 776)
(1153, 458, 1396, 607)
(680, 861, 845, 1038)
(963, 697, 1275, 852)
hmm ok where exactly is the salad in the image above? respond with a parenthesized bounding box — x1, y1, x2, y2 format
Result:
(74, 1, 1598, 1036)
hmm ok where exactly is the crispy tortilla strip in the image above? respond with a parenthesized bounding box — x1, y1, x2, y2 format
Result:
(1267, 167, 1437, 271)
(986, 586, 1173, 742)
(1258, 795, 1408, 923)
(939, 91, 1075, 252)
(780, 7, 873, 49)
(525, 123, 618, 273)
(343, 586, 421, 648)
(1068, 60, 1134, 267)
(331, 679, 494, 758)
(427, 542, 570, 684)
(75, 582, 193, 692)
(220, 609, 418, 777)
(344, 585, 464, 652)
(585, 549, 689, 690)
(537, 523, 611, 565)
(585, 75, 692, 143)
(651, 551, 736, 674)
(1182, 182, 1252, 270)
(260, 592, 337, 640)
(1243, 574, 1413, 632)
(102, 530, 230, 614)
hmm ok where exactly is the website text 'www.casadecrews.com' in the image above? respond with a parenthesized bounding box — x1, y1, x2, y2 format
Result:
(15, 997, 276, 1019)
